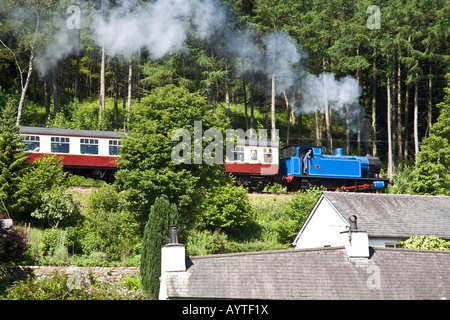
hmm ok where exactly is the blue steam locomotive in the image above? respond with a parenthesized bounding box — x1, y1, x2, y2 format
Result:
(278, 145, 391, 191)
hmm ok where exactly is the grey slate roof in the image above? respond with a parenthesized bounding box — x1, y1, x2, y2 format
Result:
(163, 246, 450, 300)
(321, 192, 450, 239)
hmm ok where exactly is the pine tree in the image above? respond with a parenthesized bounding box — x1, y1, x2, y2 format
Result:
(412, 74, 450, 195)
(0, 101, 30, 218)
(140, 196, 179, 299)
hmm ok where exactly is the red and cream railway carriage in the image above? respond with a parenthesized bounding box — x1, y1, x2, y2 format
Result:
(224, 138, 279, 190)
(20, 126, 124, 181)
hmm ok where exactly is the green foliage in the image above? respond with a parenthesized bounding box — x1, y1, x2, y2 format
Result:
(17, 154, 68, 216)
(387, 165, 417, 194)
(263, 183, 287, 193)
(0, 101, 30, 218)
(140, 196, 179, 299)
(186, 229, 228, 256)
(47, 98, 126, 131)
(0, 226, 28, 264)
(201, 183, 251, 232)
(412, 74, 450, 195)
(79, 186, 140, 261)
(40, 227, 80, 257)
(271, 188, 322, 244)
(115, 85, 230, 230)
(31, 186, 81, 228)
(398, 235, 450, 251)
(1, 271, 145, 300)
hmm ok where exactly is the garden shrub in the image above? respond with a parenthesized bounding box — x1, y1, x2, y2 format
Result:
(398, 235, 450, 251)
(186, 229, 228, 256)
(1, 270, 145, 300)
(80, 207, 140, 261)
(40, 227, 80, 257)
(201, 183, 252, 233)
(0, 226, 28, 264)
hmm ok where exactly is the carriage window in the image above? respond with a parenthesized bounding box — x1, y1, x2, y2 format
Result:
(250, 149, 258, 161)
(81, 138, 99, 155)
(109, 140, 121, 155)
(23, 135, 40, 152)
(51, 137, 70, 153)
(264, 148, 273, 163)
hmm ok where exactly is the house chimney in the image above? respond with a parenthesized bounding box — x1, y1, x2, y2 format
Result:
(161, 225, 186, 273)
(159, 225, 186, 300)
(340, 216, 369, 260)
(349, 215, 358, 230)
(169, 225, 178, 244)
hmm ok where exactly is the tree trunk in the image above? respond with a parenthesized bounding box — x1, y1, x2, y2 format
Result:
(52, 68, 59, 116)
(74, 29, 80, 101)
(127, 57, 132, 126)
(396, 61, 403, 162)
(371, 56, 377, 157)
(403, 85, 409, 159)
(315, 108, 320, 146)
(99, 43, 106, 124)
(225, 59, 230, 120)
(427, 65, 432, 136)
(271, 75, 276, 141)
(44, 76, 50, 120)
(387, 75, 393, 177)
(113, 57, 119, 130)
(414, 72, 419, 155)
(284, 90, 290, 144)
(242, 58, 249, 130)
(323, 63, 332, 151)
(250, 82, 254, 138)
(13, 11, 39, 126)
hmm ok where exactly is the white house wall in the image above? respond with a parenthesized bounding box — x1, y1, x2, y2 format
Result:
(295, 197, 348, 249)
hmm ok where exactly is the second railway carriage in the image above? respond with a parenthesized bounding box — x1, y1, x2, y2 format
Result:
(224, 138, 279, 190)
(20, 126, 124, 181)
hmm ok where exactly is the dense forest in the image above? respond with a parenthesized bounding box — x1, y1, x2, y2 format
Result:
(1, 0, 449, 174)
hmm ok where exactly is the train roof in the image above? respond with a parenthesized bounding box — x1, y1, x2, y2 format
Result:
(237, 138, 279, 147)
(20, 126, 126, 139)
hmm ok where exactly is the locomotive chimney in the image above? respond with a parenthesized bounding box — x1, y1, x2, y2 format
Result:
(335, 148, 344, 156)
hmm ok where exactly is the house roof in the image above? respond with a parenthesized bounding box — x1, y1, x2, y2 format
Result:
(163, 246, 450, 300)
(311, 192, 450, 240)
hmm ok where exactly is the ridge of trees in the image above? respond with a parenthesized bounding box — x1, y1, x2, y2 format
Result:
(0, 0, 448, 178)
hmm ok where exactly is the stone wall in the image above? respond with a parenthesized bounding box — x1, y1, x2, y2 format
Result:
(2, 266, 140, 283)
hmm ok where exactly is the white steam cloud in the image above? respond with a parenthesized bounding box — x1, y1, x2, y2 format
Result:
(33, 0, 364, 132)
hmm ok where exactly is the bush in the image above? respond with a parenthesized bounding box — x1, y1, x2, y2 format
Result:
(186, 229, 228, 256)
(40, 227, 80, 257)
(1, 270, 145, 300)
(31, 186, 81, 228)
(80, 208, 140, 261)
(398, 235, 450, 251)
(268, 188, 322, 244)
(201, 183, 252, 232)
(0, 226, 28, 264)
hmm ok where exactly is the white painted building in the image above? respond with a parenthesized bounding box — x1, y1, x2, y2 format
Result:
(293, 192, 450, 249)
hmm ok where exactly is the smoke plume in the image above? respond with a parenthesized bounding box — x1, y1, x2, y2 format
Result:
(32, 0, 364, 132)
